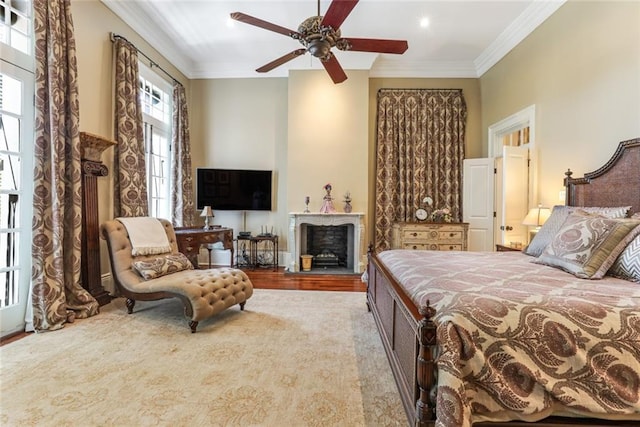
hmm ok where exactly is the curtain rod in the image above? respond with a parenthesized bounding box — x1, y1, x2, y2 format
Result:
(110, 32, 183, 87)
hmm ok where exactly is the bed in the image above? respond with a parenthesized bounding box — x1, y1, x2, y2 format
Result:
(366, 138, 640, 427)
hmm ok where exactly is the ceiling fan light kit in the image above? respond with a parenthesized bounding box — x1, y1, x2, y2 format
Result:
(230, 0, 408, 84)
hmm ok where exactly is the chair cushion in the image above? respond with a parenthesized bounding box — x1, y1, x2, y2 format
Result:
(132, 253, 194, 280)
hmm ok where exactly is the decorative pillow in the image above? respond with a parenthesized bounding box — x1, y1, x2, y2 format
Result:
(132, 253, 194, 280)
(523, 205, 632, 257)
(608, 233, 640, 282)
(533, 211, 640, 279)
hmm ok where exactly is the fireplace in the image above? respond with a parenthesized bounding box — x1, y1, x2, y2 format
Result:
(288, 213, 365, 273)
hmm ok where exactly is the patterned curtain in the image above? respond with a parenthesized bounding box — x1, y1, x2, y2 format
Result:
(374, 89, 467, 251)
(113, 38, 148, 217)
(171, 82, 194, 226)
(31, 0, 99, 331)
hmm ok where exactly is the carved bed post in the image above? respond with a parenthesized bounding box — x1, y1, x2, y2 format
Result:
(564, 168, 574, 206)
(416, 303, 437, 426)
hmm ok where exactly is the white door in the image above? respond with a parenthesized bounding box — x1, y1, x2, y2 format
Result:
(0, 60, 34, 337)
(495, 146, 529, 247)
(463, 158, 494, 251)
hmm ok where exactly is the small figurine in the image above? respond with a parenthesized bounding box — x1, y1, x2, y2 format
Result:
(343, 191, 352, 213)
(319, 183, 336, 213)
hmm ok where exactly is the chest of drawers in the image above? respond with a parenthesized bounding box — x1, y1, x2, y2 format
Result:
(391, 222, 469, 251)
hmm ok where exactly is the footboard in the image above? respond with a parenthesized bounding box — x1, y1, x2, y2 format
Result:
(367, 249, 437, 426)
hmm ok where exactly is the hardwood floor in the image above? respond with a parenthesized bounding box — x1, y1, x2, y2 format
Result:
(242, 267, 366, 292)
(0, 268, 364, 346)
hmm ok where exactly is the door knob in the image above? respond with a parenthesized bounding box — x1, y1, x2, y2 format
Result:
(505, 225, 513, 231)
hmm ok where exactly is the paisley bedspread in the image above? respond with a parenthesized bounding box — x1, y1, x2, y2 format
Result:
(377, 249, 640, 427)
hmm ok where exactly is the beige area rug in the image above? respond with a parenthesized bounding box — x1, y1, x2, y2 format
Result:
(1, 289, 407, 426)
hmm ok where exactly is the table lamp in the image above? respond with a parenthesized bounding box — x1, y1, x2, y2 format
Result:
(523, 204, 551, 242)
(200, 206, 214, 230)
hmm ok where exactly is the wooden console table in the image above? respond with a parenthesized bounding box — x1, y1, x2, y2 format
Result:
(174, 227, 234, 268)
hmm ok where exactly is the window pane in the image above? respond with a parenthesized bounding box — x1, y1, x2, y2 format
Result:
(0, 193, 20, 229)
(0, 0, 31, 56)
(1, 73, 22, 115)
(0, 266, 18, 308)
(0, 114, 21, 152)
(0, 154, 21, 191)
(0, 230, 19, 269)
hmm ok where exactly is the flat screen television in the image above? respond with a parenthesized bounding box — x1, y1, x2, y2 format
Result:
(196, 168, 273, 211)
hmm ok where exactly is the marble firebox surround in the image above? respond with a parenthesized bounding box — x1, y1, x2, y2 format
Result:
(288, 212, 365, 273)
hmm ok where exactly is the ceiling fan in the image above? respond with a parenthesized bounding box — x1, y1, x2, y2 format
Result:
(230, 0, 408, 84)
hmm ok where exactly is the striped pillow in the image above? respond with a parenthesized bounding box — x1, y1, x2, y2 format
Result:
(608, 234, 640, 282)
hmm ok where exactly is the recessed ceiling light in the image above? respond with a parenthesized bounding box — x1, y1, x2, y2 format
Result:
(420, 17, 430, 29)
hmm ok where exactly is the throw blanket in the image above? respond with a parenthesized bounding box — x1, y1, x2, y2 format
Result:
(378, 250, 640, 427)
(117, 217, 172, 256)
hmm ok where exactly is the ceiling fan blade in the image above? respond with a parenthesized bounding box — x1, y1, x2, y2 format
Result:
(230, 12, 301, 38)
(321, 53, 348, 84)
(256, 49, 307, 73)
(320, 0, 359, 30)
(339, 38, 408, 54)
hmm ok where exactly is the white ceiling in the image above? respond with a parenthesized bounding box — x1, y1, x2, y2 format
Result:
(102, 0, 565, 81)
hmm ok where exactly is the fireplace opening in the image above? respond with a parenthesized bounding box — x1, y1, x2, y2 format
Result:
(302, 224, 353, 272)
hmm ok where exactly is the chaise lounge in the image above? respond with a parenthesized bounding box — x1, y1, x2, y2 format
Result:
(101, 218, 253, 333)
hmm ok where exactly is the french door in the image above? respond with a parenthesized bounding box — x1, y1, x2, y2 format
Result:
(0, 59, 34, 337)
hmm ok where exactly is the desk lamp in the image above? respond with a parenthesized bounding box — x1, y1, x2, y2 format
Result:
(200, 206, 214, 230)
(523, 204, 551, 242)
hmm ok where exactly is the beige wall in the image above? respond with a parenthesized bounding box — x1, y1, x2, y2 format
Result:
(189, 77, 288, 257)
(288, 69, 369, 218)
(71, 0, 190, 275)
(480, 0, 640, 207)
(190, 70, 369, 260)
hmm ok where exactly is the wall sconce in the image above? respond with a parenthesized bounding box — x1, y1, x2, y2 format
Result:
(200, 206, 214, 230)
(522, 204, 551, 242)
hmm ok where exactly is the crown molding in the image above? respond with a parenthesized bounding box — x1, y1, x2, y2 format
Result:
(101, 0, 195, 79)
(474, 0, 566, 77)
(370, 60, 478, 79)
(102, 0, 566, 81)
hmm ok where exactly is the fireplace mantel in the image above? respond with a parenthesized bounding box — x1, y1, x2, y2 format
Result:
(288, 212, 365, 273)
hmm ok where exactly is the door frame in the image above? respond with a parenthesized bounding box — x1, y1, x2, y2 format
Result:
(488, 104, 536, 158)
(488, 105, 538, 226)
(0, 59, 35, 337)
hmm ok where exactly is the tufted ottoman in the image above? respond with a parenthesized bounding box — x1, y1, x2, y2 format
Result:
(101, 218, 254, 333)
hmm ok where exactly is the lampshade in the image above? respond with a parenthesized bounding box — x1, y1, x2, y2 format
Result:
(200, 206, 214, 218)
(522, 205, 551, 227)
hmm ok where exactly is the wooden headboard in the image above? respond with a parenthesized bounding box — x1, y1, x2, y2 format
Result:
(565, 138, 640, 215)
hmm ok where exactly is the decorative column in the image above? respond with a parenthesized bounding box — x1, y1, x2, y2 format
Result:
(80, 132, 116, 306)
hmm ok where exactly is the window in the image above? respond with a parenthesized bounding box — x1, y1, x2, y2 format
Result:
(139, 63, 172, 219)
(1, 0, 33, 336)
(0, 0, 31, 56)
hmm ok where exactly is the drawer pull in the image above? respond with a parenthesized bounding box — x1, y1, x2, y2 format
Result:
(411, 232, 418, 237)
(412, 245, 418, 250)
(449, 233, 455, 237)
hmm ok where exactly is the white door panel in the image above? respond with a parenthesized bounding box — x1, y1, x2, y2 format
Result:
(463, 158, 494, 252)
(500, 146, 529, 246)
